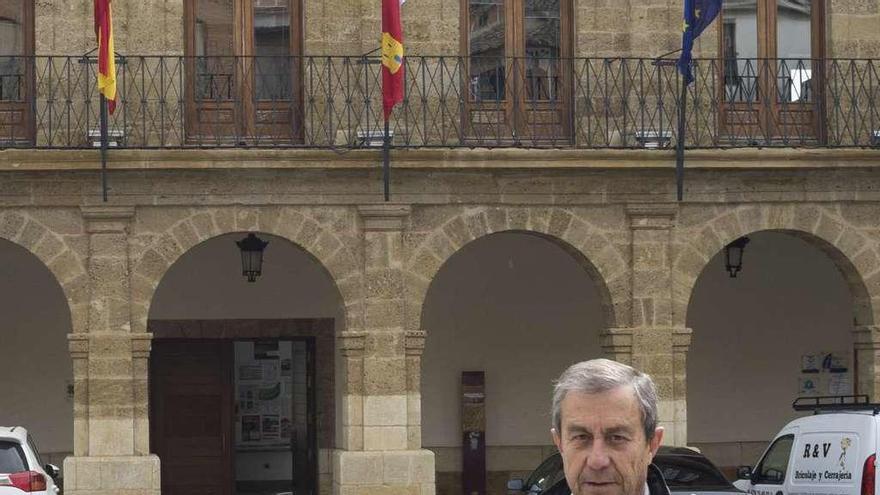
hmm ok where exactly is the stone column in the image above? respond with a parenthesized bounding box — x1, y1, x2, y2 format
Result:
(624, 205, 689, 445)
(331, 206, 434, 495)
(601, 327, 634, 365)
(405, 330, 427, 450)
(671, 327, 693, 447)
(853, 325, 880, 399)
(63, 206, 160, 495)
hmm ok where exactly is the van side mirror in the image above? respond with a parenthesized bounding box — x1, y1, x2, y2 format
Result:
(736, 466, 753, 480)
(507, 479, 525, 491)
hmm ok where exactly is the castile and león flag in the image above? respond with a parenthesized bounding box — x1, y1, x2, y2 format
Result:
(94, 0, 117, 114)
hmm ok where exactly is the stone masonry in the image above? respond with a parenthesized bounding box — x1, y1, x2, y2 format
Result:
(5, 0, 880, 493)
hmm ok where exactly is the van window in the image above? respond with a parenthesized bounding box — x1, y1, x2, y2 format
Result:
(754, 434, 795, 484)
(0, 441, 28, 473)
(25, 436, 42, 468)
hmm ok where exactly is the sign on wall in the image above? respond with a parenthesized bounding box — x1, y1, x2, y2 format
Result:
(798, 351, 851, 396)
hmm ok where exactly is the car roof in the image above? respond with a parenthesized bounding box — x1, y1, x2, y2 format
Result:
(657, 445, 705, 457)
(0, 426, 28, 442)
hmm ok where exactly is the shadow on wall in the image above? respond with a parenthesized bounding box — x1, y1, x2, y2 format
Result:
(687, 231, 855, 472)
(420, 232, 606, 495)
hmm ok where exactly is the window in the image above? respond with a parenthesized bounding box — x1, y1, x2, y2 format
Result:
(719, 0, 825, 141)
(184, 0, 303, 142)
(0, 0, 33, 144)
(463, 0, 572, 142)
(721, 0, 823, 103)
(754, 434, 795, 484)
(0, 441, 27, 473)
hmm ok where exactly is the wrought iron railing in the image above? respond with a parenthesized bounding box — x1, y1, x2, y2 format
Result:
(0, 56, 878, 149)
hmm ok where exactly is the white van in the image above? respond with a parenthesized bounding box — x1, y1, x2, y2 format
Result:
(734, 396, 877, 495)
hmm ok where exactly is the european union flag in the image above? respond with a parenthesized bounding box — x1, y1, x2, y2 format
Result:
(677, 0, 722, 84)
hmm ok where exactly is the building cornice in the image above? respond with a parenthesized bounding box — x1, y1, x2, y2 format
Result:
(2, 147, 880, 172)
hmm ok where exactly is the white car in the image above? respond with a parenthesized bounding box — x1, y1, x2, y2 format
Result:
(0, 427, 60, 494)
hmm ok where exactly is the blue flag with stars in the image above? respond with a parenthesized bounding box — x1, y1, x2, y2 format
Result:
(677, 0, 722, 84)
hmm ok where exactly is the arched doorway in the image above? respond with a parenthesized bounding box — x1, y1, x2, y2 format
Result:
(420, 231, 609, 495)
(146, 232, 344, 495)
(0, 238, 73, 468)
(686, 230, 864, 476)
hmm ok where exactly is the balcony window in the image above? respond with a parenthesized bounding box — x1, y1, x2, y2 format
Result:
(719, 0, 826, 142)
(185, 0, 303, 143)
(463, 0, 573, 144)
(0, 0, 32, 145)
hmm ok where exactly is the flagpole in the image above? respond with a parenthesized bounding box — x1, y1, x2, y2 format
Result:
(100, 93, 109, 202)
(675, 76, 687, 202)
(383, 119, 391, 202)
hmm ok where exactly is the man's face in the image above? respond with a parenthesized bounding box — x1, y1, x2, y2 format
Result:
(551, 387, 663, 495)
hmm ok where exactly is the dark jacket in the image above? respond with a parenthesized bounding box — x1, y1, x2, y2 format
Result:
(544, 463, 672, 495)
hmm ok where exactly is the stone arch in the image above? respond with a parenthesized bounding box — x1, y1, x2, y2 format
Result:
(0, 209, 86, 332)
(406, 206, 627, 334)
(130, 206, 362, 335)
(674, 204, 876, 329)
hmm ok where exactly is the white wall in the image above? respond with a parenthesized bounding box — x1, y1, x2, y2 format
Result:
(687, 231, 854, 445)
(0, 239, 73, 454)
(149, 233, 345, 322)
(420, 233, 605, 447)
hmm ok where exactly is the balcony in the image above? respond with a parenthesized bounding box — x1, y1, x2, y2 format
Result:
(0, 56, 878, 149)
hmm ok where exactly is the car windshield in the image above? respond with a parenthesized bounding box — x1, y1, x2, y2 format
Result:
(0, 441, 27, 473)
(654, 455, 735, 490)
(525, 453, 564, 492)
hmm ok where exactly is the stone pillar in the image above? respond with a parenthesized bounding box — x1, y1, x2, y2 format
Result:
(671, 327, 693, 447)
(331, 205, 434, 495)
(601, 327, 634, 365)
(624, 205, 688, 445)
(63, 206, 160, 495)
(853, 325, 880, 399)
(405, 330, 427, 450)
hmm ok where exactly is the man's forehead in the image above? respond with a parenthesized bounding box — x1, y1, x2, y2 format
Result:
(559, 387, 643, 427)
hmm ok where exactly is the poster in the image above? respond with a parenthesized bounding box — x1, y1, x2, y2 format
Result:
(235, 341, 295, 448)
(798, 350, 851, 396)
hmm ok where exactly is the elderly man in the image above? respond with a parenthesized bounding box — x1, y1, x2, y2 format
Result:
(548, 359, 670, 495)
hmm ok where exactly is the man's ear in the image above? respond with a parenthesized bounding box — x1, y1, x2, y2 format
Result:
(551, 428, 562, 452)
(649, 426, 665, 456)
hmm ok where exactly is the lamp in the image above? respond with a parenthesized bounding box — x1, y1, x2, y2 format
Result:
(236, 233, 269, 282)
(724, 236, 750, 278)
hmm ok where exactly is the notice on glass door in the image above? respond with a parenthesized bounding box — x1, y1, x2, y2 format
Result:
(234, 340, 294, 448)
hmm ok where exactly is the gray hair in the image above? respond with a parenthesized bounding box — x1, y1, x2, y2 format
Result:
(552, 358, 659, 441)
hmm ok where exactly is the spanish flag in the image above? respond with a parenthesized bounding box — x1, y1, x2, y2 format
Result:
(94, 0, 117, 114)
(381, 0, 404, 121)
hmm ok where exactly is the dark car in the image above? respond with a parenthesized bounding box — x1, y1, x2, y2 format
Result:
(507, 446, 743, 495)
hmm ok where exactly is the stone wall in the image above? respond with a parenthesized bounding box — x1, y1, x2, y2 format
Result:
(28, 0, 880, 58)
(1, 147, 880, 495)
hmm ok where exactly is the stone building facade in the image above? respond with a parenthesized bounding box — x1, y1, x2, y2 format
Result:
(1, 1, 880, 495)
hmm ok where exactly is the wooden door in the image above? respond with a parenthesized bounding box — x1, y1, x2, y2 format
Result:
(0, 0, 33, 146)
(462, 0, 571, 145)
(184, 0, 303, 144)
(511, 0, 572, 144)
(151, 341, 233, 495)
(718, 0, 824, 143)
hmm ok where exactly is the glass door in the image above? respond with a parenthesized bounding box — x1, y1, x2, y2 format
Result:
(719, 0, 824, 142)
(185, 0, 303, 144)
(0, 0, 32, 145)
(463, 0, 571, 144)
(233, 340, 314, 495)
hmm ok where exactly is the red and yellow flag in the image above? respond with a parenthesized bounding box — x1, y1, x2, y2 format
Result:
(94, 0, 117, 114)
(381, 0, 404, 121)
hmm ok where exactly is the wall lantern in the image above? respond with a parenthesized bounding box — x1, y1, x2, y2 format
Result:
(724, 236, 750, 278)
(236, 233, 269, 282)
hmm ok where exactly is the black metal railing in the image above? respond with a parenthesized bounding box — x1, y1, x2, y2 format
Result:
(0, 56, 878, 149)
